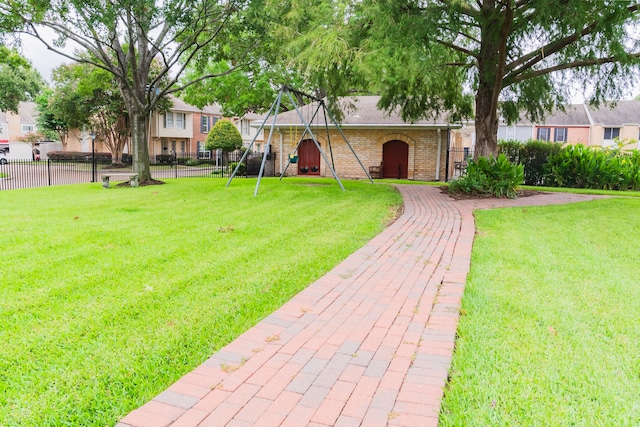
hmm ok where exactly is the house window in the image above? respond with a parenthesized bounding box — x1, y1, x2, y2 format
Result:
(180, 141, 186, 154)
(536, 127, 551, 141)
(201, 116, 209, 133)
(505, 126, 516, 141)
(164, 113, 174, 128)
(554, 127, 567, 143)
(603, 127, 620, 147)
(241, 119, 250, 135)
(22, 124, 35, 134)
(175, 113, 185, 129)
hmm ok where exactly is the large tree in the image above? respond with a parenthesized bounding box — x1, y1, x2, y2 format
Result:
(1, 0, 250, 182)
(0, 44, 43, 113)
(221, 0, 640, 159)
(351, 0, 640, 158)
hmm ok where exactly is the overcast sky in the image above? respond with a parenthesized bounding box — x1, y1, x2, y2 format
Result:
(17, 29, 637, 102)
(20, 28, 76, 82)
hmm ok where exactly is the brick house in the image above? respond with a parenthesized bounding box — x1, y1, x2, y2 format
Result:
(261, 96, 459, 181)
(497, 101, 640, 148)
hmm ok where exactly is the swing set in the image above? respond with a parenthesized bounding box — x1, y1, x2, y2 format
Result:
(226, 85, 373, 196)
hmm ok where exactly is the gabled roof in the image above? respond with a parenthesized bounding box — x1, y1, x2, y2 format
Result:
(169, 95, 223, 115)
(18, 102, 38, 123)
(501, 100, 640, 127)
(539, 104, 591, 126)
(588, 100, 640, 126)
(262, 96, 460, 129)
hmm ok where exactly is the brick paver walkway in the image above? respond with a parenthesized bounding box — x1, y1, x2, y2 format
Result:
(118, 186, 600, 427)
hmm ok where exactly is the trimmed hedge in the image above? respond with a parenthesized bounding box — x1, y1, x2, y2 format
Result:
(498, 139, 562, 186)
(48, 151, 113, 163)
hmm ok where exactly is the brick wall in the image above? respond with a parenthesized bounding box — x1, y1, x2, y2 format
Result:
(273, 128, 448, 181)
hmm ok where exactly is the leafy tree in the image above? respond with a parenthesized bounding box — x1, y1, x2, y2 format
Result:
(35, 89, 68, 145)
(239, 0, 640, 158)
(1, 0, 251, 183)
(206, 120, 243, 155)
(0, 44, 43, 113)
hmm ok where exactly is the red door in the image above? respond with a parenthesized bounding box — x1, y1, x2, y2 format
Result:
(298, 139, 321, 176)
(383, 140, 408, 179)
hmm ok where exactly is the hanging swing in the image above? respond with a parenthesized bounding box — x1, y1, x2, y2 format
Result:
(226, 85, 374, 196)
(288, 122, 298, 163)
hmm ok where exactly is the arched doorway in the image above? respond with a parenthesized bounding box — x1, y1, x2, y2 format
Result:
(383, 140, 408, 179)
(298, 139, 321, 176)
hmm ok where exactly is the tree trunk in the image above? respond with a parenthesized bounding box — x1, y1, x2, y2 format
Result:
(131, 111, 152, 181)
(474, 1, 512, 160)
(474, 81, 500, 159)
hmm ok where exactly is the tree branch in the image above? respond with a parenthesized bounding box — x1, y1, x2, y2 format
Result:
(504, 3, 640, 81)
(506, 52, 640, 85)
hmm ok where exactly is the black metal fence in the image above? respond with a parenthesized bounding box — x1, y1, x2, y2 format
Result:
(0, 151, 276, 191)
(447, 147, 474, 181)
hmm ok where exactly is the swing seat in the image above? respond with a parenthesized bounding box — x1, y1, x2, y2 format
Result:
(289, 154, 299, 164)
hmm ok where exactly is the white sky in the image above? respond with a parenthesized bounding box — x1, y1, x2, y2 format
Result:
(19, 28, 76, 82)
(17, 28, 638, 101)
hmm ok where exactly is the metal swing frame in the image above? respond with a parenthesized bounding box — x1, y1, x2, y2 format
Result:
(226, 85, 373, 196)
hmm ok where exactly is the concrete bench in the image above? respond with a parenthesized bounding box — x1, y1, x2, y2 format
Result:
(101, 173, 139, 188)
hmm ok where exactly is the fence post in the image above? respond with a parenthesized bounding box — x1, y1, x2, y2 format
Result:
(48, 159, 52, 186)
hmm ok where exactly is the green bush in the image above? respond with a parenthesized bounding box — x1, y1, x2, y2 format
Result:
(206, 120, 243, 153)
(498, 139, 562, 186)
(544, 144, 640, 190)
(449, 154, 524, 198)
(229, 161, 246, 175)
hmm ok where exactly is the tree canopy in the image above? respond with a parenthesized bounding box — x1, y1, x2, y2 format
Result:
(204, 0, 640, 158)
(206, 120, 243, 153)
(0, 44, 43, 113)
(1, 0, 252, 182)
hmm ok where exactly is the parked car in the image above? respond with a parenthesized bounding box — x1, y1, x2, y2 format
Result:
(0, 152, 8, 164)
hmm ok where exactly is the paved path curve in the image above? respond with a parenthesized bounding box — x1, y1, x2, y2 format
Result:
(118, 186, 601, 427)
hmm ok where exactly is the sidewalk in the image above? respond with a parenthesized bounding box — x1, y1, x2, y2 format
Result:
(118, 185, 599, 427)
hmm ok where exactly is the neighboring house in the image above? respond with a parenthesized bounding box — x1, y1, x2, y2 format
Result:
(0, 111, 8, 144)
(497, 101, 640, 148)
(587, 100, 640, 148)
(497, 120, 535, 142)
(0, 102, 45, 160)
(0, 102, 39, 143)
(192, 104, 224, 159)
(260, 96, 460, 181)
(532, 104, 591, 145)
(149, 96, 195, 160)
(235, 113, 266, 153)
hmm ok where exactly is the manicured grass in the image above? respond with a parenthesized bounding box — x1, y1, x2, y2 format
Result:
(0, 177, 402, 426)
(521, 185, 640, 197)
(440, 197, 640, 426)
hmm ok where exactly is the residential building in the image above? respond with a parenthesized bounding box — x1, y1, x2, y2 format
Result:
(192, 104, 223, 158)
(235, 113, 265, 153)
(261, 96, 460, 181)
(496, 101, 640, 148)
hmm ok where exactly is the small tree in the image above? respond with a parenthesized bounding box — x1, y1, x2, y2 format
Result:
(206, 120, 243, 164)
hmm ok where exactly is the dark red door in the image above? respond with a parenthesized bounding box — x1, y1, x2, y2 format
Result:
(298, 139, 321, 175)
(383, 140, 408, 179)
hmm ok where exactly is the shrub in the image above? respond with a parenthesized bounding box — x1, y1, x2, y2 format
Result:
(229, 161, 246, 175)
(449, 154, 524, 198)
(498, 139, 562, 186)
(48, 151, 112, 164)
(206, 120, 243, 153)
(544, 144, 640, 190)
(247, 157, 263, 175)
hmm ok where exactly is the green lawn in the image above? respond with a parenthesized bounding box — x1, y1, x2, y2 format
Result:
(440, 197, 640, 426)
(0, 178, 402, 426)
